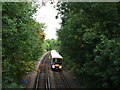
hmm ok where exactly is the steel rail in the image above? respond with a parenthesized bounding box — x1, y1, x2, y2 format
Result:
(45, 52, 51, 90)
(45, 76, 51, 90)
(53, 71, 60, 89)
(59, 71, 71, 88)
(35, 62, 44, 90)
(35, 52, 50, 90)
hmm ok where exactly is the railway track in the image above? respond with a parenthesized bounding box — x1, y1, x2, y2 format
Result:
(45, 76, 50, 90)
(59, 71, 71, 88)
(53, 71, 71, 89)
(35, 52, 51, 90)
(53, 71, 59, 88)
(45, 53, 51, 90)
(34, 52, 74, 89)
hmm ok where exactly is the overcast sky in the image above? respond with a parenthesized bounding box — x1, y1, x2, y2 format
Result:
(34, 1, 61, 39)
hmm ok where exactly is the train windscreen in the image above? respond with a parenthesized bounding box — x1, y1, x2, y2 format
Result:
(53, 58, 62, 64)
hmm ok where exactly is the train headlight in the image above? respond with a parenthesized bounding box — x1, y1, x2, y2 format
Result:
(59, 66, 62, 69)
(52, 65, 55, 68)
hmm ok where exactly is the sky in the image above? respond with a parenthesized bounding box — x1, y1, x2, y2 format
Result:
(34, 1, 62, 40)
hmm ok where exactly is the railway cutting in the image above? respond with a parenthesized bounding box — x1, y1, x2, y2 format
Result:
(34, 51, 80, 89)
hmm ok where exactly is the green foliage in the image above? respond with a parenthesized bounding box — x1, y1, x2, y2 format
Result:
(78, 37, 120, 88)
(57, 2, 120, 88)
(44, 39, 60, 51)
(4, 82, 24, 88)
(2, 2, 45, 88)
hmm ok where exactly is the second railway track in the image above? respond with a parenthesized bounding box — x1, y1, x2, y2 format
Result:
(35, 52, 51, 90)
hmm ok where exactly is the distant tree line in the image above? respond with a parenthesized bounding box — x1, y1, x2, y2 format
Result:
(44, 39, 60, 51)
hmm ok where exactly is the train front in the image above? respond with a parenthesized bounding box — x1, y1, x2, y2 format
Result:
(51, 50, 63, 70)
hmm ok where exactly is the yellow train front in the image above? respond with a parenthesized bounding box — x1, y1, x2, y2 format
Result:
(51, 50, 63, 70)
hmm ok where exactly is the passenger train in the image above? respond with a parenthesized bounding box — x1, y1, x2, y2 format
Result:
(51, 50, 63, 70)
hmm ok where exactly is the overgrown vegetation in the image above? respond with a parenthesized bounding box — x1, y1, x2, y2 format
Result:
(44, 39, 60, 51)
(2, 2, 45, 88)
(57, 2, 120, 88)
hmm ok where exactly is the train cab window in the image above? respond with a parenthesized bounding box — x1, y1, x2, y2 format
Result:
(53, 58, 62, 64)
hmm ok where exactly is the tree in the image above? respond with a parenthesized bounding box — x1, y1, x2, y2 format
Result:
(44, 39, 60, 51)
(56, 2, 120, 88)
(2, 2, 45, 88)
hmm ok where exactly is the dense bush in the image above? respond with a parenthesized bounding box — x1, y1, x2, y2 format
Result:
(2, 2, 45, 88)
(57, 2, 120, 88)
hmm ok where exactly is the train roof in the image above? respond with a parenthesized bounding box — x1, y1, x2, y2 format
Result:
(51, 50, 63, 59)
